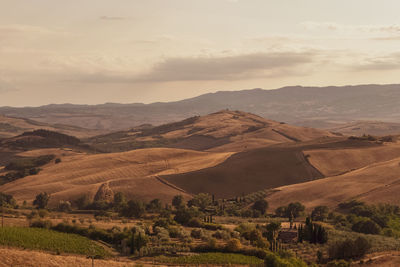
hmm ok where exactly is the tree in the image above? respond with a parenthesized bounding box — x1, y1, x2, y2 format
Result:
(74, 194, 90, 210)
(174, 207, 201, 225)
(275, 206, 287, 217)
(311, 205, 329, 221)
(286, 202, 305, 218)
(147, 198, 162, 212)
(120, 200, 145, 218)
(188, 193, 212, 211)
(113, 192, 126, 209)
(252, 199, 268, 215)
(0, 193, 16, 208)
(266, 221, 281, 242)
(33, 192, 50, 209)
(57, 200, 71, 212)
(172, 195, 184, 209)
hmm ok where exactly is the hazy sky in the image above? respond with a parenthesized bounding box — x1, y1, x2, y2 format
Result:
(1, 0, 400, 106)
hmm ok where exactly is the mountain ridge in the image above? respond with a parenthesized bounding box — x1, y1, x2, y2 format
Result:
(1, 84, 400, 130)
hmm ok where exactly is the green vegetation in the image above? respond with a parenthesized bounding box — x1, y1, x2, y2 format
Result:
(0, 192, 16, 208)
(264, 251, 308, 267)
(33, 192, 50, 209)
(0, 154, 55, 185)
(0, 227, 107, 257)
(155, 252, 263, 265)
(275, 202, 305, 219)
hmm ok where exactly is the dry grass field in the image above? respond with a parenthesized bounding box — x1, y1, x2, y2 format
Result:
(0, 115, 101, 139)
(0, 247, 153, 267)
(304, 143, 400, 176)
(88, 110, 336, 153)
(0, 148, 233, 205)
(265, 156, 400, 210)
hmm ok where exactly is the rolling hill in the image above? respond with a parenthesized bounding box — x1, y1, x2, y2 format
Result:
(0, 115, 101, 139)
(0, 148, 233, 206)
(87, 110, 337, 152)
(328, 120, 400, 136)
(2, 84, 400, 131)
(265, 155, 400, 211)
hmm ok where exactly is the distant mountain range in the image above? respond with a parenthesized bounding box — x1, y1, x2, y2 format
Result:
(1, 84, 400, 131)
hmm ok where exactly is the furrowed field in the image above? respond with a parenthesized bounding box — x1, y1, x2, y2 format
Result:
(0, 227, 108, 257)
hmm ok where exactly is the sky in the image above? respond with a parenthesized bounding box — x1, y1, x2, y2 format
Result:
(1, 0, 400, 107)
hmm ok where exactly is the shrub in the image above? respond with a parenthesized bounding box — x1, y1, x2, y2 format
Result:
(328, 237, 371, 260)
(30, 220, 52, 229)
(191, 229, 204, 239)
(252, 199, 268, 215)
(172, 195, 185, 209)
(57, 200, 72, 212)
(352, 219, 381, 235)
(225, 238, 242, 252)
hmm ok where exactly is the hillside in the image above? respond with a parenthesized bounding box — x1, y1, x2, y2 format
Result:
(265, 155, 400, 210)
(0, 115, 101, 139)
(2, 84, 400, 130)
(87, 110, 336, 152)
(0, 130, 93, 166)
(328, 120, 400, 136)
(162, 138, 386, 198)
(0, 148, 233, 205)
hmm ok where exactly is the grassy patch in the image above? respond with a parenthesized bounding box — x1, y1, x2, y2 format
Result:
(155, 252, 264, 265)
(0, 227, 108, 257)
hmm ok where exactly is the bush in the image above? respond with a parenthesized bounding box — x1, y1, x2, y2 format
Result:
(328, 237, 371, 260)
(30, 220, 52, 229)
(225, 238, 242, 252)
(119, 200, 145, 218)
(191, 229, 204, 239)
(352, 219, 381, 235)
(57, 200, 72, 212)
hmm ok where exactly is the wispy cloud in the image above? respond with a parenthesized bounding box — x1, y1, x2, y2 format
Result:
(352, 52, 400, 71)
(99, 16, 126, 21)
(302, 21, 400, 34)
(69, 51, 316, 83)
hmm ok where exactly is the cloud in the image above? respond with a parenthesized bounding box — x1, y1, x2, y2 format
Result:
(0, 24, 56, 35)
(302, 21, 400, 34)
(135, 52, 315, 82)
(69, 51, 316, 83)
(351, 52, 400, 71)
(99, 16, 126, 21)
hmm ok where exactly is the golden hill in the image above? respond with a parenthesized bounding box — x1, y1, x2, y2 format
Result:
(329, 120, 400, 136)
(0, 148, 233, 206)
(88, 110, 336, 153)
(0, 115, 101, 139)
(265, 146, 400, 210)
